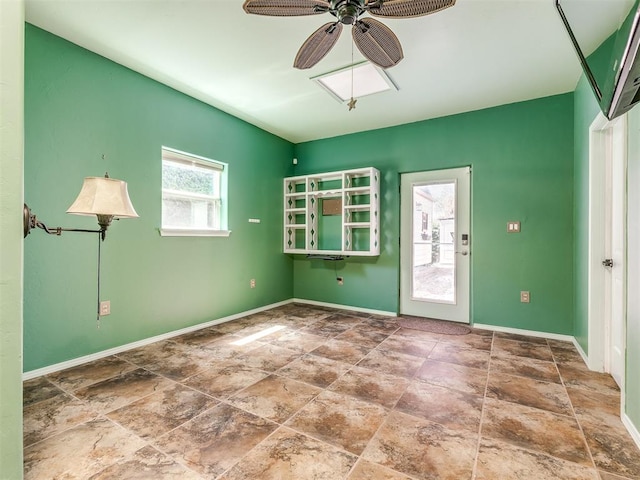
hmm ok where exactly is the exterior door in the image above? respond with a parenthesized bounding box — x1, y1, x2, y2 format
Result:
(400, 167, 471, 323)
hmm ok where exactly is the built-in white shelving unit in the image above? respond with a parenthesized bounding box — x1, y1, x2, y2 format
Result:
(283, 167, 380, 256)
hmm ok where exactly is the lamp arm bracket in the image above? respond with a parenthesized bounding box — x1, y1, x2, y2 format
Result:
(24, 204, 104, 239)
(35, 220, 62, 236)
(58, 227, 103, 235)
(36, 221, 101, 236)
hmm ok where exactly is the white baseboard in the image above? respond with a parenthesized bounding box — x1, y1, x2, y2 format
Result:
(472, 323, 575, 342)
(292, 298, 397, 318)
(572, 337, 590, 366)
(22, 299, 293, 381)
(623, 413, 640, 451)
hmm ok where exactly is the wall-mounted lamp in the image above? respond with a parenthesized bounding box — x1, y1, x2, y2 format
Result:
(24, 173, 138, 240)
(23, 173, 138, 326)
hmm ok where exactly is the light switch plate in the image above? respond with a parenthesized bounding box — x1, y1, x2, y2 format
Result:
(507, 221, 521, 233)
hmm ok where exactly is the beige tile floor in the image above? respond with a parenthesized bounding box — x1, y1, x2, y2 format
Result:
(23, 304, 640, 479)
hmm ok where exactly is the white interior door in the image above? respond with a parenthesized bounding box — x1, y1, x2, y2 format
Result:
(400, 167, 470, 323)
(605, 118, 627, 389)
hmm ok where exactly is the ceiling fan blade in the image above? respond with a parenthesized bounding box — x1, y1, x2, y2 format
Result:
(243, 0, 330, 16)
(294, 22, 343, 69)
(367, 0, 455, 18)
(353, 18, 403, 69)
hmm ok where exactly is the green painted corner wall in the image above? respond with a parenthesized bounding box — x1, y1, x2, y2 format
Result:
(293, 94, 575, 334)
(625, 106, 640, 432)
(572, 75, 601, 353)
(0, 1, 24, 477)
(23, 24, 294, 372)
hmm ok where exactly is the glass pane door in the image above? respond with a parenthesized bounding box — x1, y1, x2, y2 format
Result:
(411, 181, 456, 304)
(400, 167, 470, 323)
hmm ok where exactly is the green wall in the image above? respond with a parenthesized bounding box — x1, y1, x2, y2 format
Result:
(625, 106, 640, 433)
(0, 1, 24, 476)
(293, 94, 575, 334)
(24, 25, 294, 372)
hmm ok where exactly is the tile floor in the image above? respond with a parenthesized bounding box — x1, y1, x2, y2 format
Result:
(23, 304, 640, 479)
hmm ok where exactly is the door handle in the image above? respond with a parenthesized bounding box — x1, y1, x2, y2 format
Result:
(602, 258, 613, 268)
(456, 251, 469, 256)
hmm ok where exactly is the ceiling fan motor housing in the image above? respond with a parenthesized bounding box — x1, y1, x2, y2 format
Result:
(331, 0, 365, 25)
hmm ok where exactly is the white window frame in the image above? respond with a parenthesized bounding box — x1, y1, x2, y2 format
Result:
(160, 147, 230, 237)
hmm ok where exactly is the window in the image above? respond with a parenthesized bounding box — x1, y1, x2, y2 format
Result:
(160, 147, 229, 237)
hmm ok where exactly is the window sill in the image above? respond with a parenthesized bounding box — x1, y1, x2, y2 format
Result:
(160, 228, 231, 237)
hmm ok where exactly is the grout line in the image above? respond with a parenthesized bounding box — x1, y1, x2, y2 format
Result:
(549, 338, 600, 472)
(471, 330, 494, 479)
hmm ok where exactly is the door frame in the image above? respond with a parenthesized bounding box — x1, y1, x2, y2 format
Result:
(587, 112, 627, 385)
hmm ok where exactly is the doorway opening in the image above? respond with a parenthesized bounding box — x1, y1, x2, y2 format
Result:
(588, 113, 627, 391)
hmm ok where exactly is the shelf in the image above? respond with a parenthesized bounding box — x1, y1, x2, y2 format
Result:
(344, 222, 371, 228)
(283, 167, 379, 256)
(308, 190, 342, 197)
(344, 205, 370, 211)
(344, 187, 370, 194)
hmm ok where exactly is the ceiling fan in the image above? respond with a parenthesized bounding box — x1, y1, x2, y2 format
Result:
(243, 0, 456, 70)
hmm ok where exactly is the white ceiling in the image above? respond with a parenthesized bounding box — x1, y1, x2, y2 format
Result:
(25, 0, 585, 143)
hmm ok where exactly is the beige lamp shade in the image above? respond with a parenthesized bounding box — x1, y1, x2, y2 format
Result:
(67, 176, 139, 218)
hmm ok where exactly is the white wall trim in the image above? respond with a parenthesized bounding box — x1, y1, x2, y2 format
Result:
(623, 412, 640, 450)
(587, 111, 610, 372)
(572, 336, 589, 366)
(23, 299, 293, 380)
(292, 298, 397, 317)
(473, 323, 574, 342)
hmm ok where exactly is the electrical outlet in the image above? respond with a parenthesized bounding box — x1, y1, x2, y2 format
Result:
(520, 291, 530, 303)
(337, 277, 344, 285)
(250, 278, 256, 289)
(100, 300, 111, 316)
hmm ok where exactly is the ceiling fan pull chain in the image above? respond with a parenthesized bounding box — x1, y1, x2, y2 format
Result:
(349, 36, 357, 111)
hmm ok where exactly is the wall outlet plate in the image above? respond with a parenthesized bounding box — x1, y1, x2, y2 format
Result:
(520, 291, 530, 303)
(100, 300, 111, 316)
(337, 277, 344, 285)
(250, 279, 256, 288)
